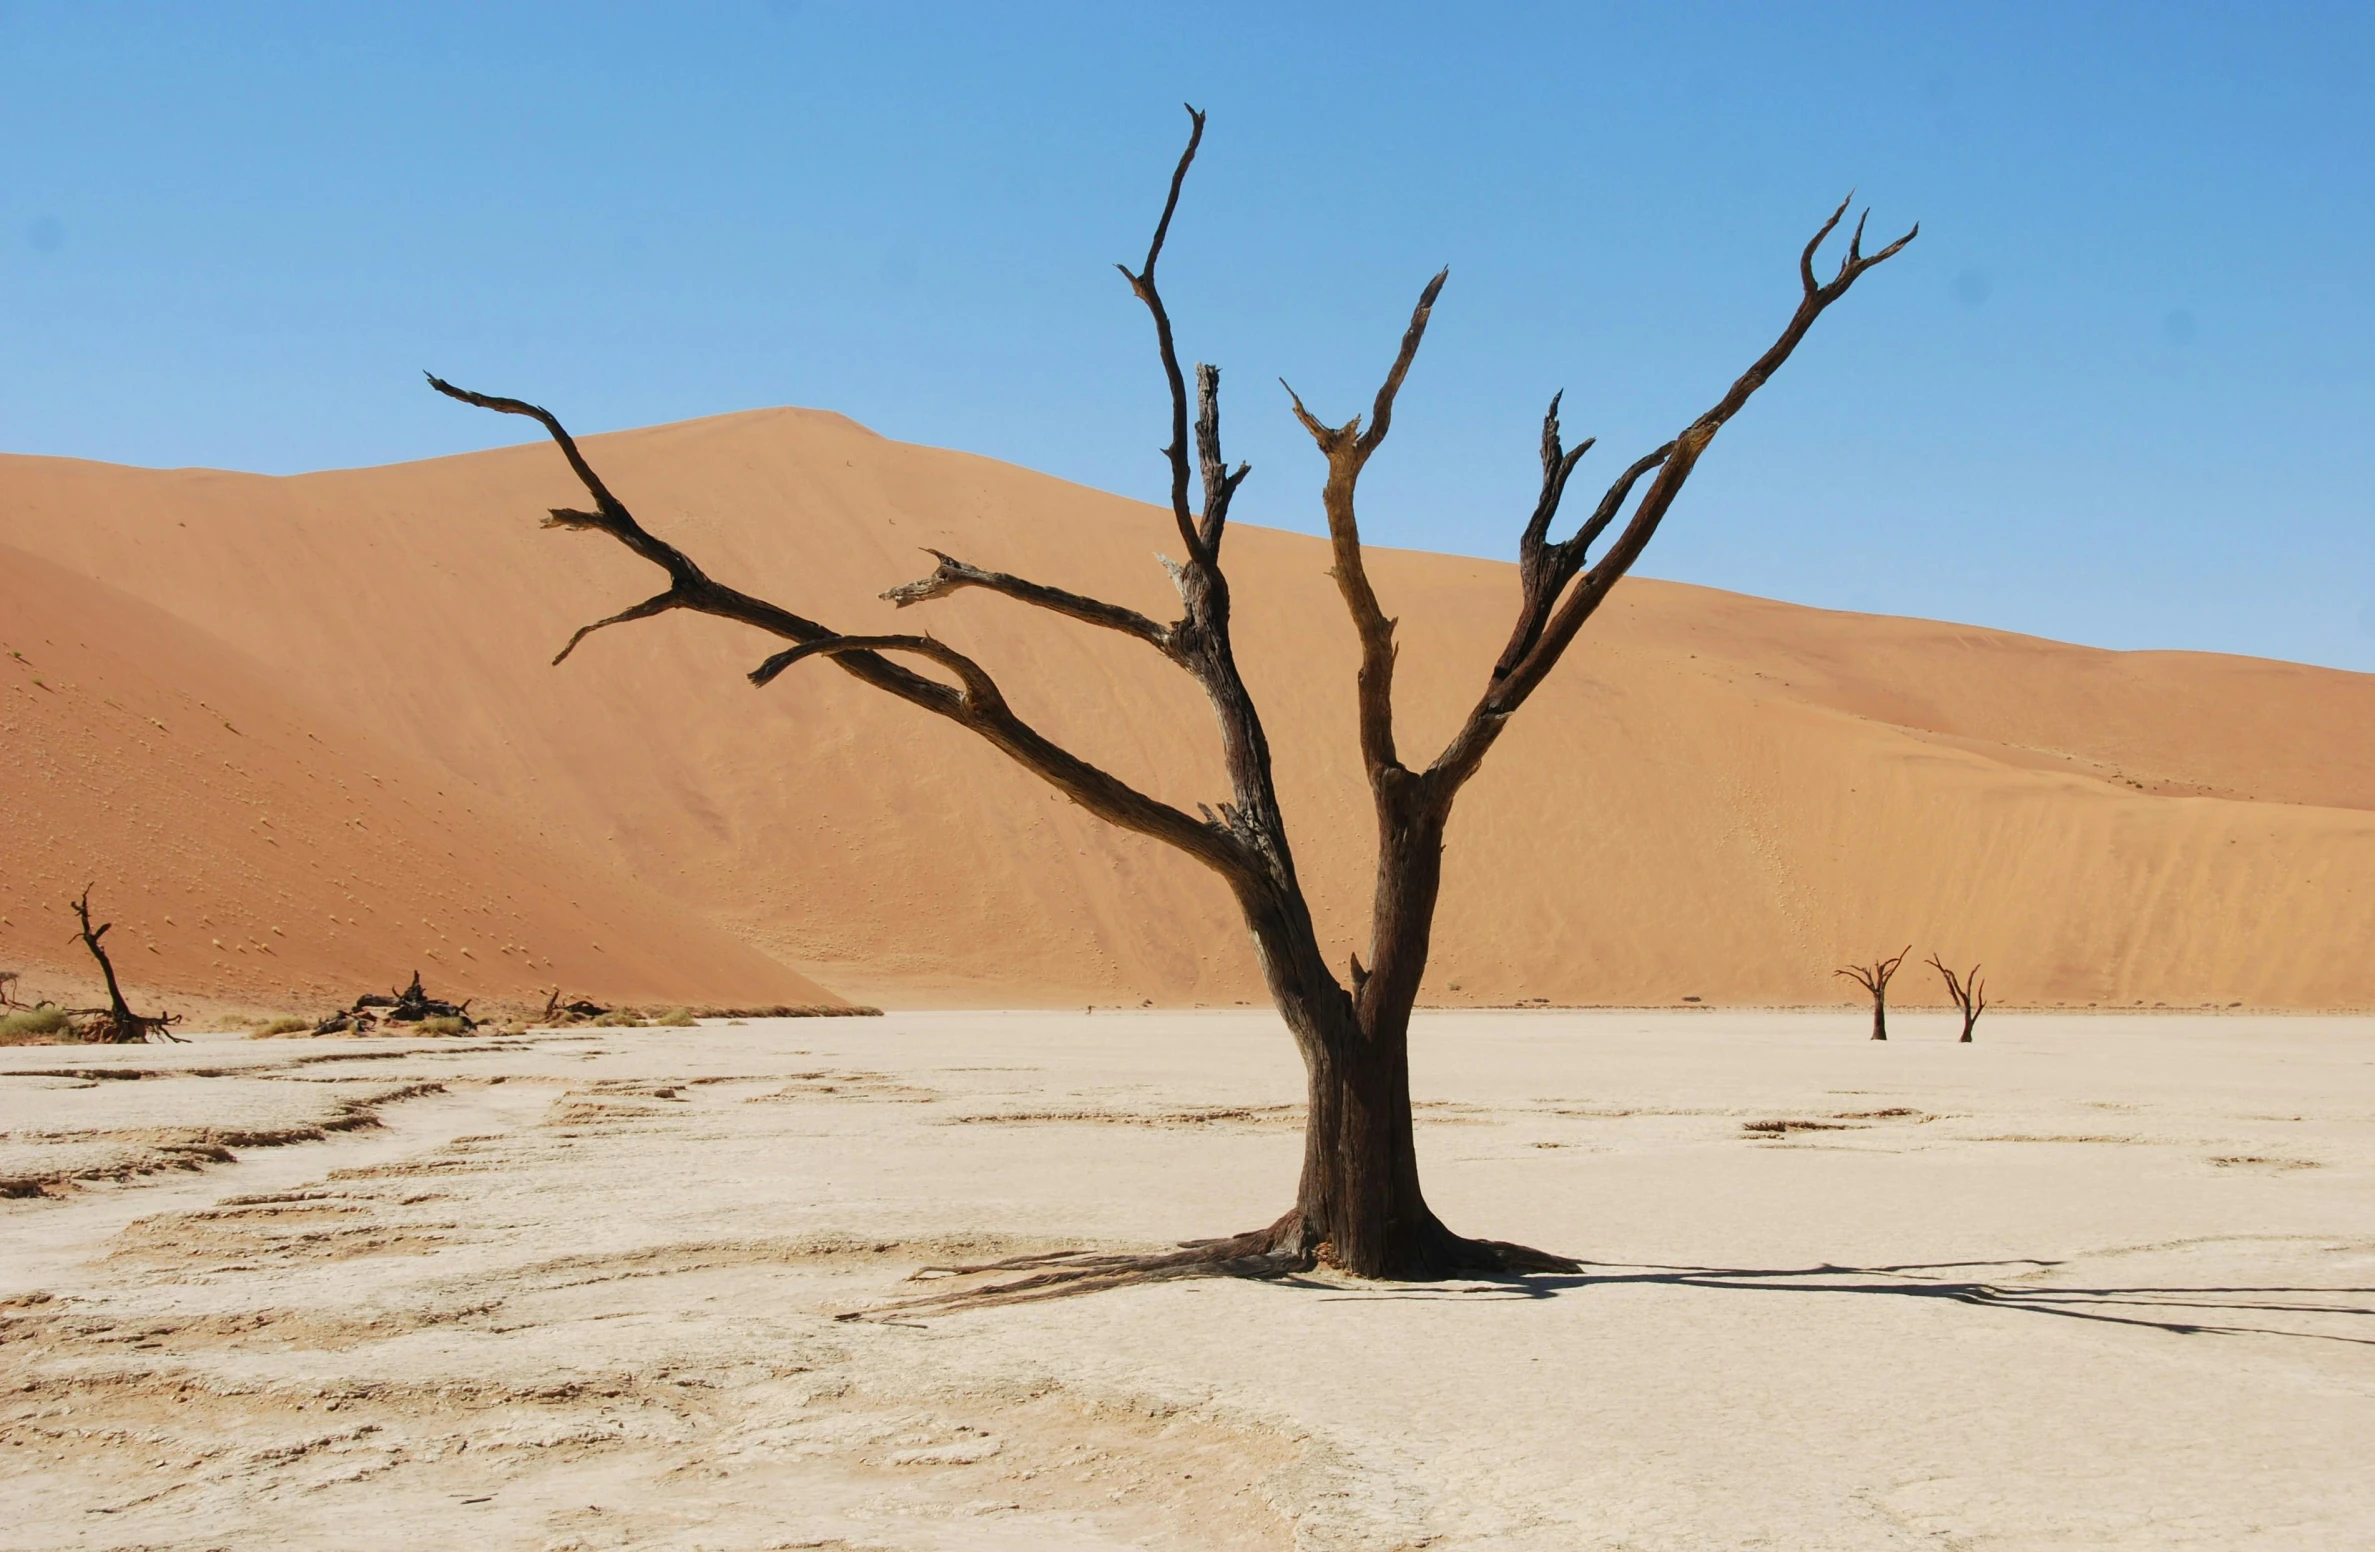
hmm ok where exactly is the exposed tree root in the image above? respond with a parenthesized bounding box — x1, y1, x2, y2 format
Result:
(838, 1210, 1580, 1319)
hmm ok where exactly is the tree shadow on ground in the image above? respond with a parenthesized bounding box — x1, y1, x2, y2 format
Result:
(1302, 1256, 2375, 1346)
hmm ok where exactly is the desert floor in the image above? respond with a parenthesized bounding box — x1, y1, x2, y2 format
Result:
(2, 1010, 2370, 1550)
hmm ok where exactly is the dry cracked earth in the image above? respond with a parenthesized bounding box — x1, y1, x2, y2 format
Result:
(3, 1011, 2372, 1550)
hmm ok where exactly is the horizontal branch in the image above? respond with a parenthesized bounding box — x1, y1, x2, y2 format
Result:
(882, 550, 1172, 652)
(749, 632, 1002, 701)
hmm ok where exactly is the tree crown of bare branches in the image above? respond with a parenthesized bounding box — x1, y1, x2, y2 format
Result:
(426, 106, 1914, 1035)
(1836, 948, 1913, 997)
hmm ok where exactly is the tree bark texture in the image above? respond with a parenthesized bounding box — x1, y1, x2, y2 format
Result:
(430, 108, 1912, 1291)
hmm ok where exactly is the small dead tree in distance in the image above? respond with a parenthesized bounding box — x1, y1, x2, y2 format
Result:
(1837, 947, 1911, 1042)
(1927, 953, 1985, 1042)
(429, 108, 1912, 1294)
(68, 888, 182, 1044)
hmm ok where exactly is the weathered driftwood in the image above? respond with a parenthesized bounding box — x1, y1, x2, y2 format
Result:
(431, 106, 1911, 1304)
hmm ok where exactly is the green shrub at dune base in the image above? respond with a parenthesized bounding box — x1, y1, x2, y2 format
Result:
(655, 1007, 697, 1027)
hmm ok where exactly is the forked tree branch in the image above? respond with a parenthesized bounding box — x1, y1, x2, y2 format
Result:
(1284, 267, 1451, 782)
(1193, 362, 1252, 554)
(425, 375, 1253, 883)
(1835, 947, 1911, 996)
(1428, 197, 1915, 797)
(1116, 104, 1213, 564)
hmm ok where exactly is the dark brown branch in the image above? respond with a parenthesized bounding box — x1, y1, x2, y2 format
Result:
(1487, 390, 1675, 681)
(1193, 363, 1251, 554)
(552, 590, 682, 665)
(749, 632, 1001, 703)
(882, 550, 1171, 651)
(427, 377, 1251, 883)
(1286, 269, 1452, 782)
(1115, 104, 1210, 562)
(1516, 391, 1595, 560)
(1430, 199, 1915, 796)
(1358, 268, 1448, 460)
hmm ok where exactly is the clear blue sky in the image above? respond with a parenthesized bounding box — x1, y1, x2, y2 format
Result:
(3, 3, 2370, 669)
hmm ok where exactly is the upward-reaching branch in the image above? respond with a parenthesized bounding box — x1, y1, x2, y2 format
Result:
(1286, 268, 1450, 783)
(1430, 198, 1915, 797)
(1116, 104, 1213, 564)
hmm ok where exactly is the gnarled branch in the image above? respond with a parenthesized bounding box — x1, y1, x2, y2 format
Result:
(882, 550, 1171, 652)
(1286, 268, 1451, 783)
(1115, 104, 1211, 563)
(552, 590, 683, 665)
(750, 632, 1003, 706)
(1429, 198, 1915, 798)
(426, 378, 1252, 883)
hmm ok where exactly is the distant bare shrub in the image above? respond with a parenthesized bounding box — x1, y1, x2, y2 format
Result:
(252, 1016, 312, 1037)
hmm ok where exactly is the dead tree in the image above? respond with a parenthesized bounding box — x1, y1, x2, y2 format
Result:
(67, 889, 182, 1044)
(1927, 953, 1985, 1042)
(330, 971, 475, 1031)
(429, 107, 1911, 1297)
(541, 987, 610, 1024)
(1836, 948, 1911, 1042)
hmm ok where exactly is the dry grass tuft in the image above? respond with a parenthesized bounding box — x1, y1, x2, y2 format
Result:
(0, 1005, 75, 1044)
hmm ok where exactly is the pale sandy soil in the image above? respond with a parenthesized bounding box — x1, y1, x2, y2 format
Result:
(3, 1011, 2369, 1550)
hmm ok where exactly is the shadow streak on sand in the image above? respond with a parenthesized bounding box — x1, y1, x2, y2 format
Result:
(1301, 1257, 2375, 1345)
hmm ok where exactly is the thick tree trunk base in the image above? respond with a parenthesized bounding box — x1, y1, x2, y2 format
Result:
(839, 1209, 1579, 1319)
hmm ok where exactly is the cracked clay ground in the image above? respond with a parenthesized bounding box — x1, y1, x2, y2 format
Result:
(3, 1010, 2372, 1550)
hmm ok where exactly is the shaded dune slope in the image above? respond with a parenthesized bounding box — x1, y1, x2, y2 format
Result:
(0, 544, 840, 1011)
(4, 408, 2371, 1008)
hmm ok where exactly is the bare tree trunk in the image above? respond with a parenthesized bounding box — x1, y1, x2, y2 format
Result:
(1926, 954, 1985, 1043)
(429, 107, 1910, 1308)
(1838, 949, 1909, 1045)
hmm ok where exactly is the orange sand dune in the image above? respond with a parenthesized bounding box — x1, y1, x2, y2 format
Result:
(0, 544, 840, 1013)
(4, 408, 2372, 1008)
